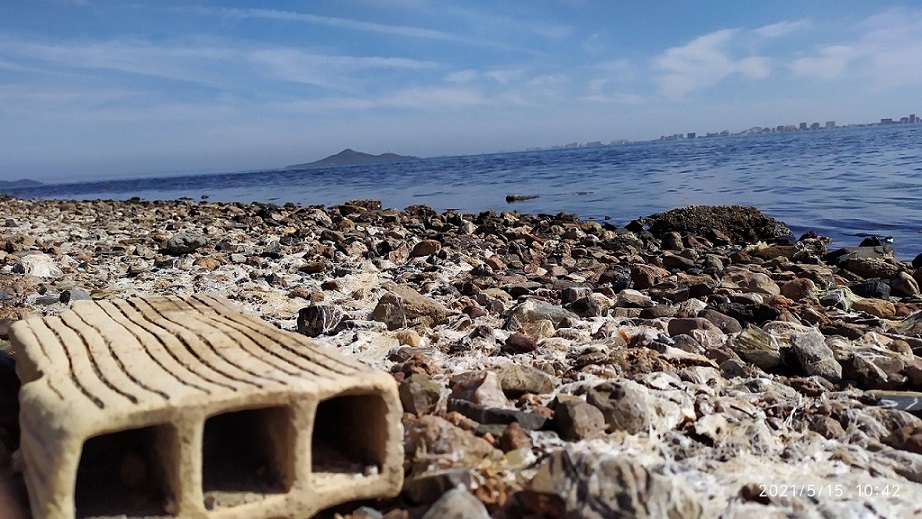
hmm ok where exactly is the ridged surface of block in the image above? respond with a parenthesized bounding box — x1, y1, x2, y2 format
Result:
(11, 294, 404, 519)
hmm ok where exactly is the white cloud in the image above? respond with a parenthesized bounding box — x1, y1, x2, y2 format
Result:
(582, 33, 604, 55)
(3, 38, 238, 88)
(754, 19, 811, 38)
(444, 69, 479, 83)
(192, 6, 524, 52)
(0, 35, 440, 97)
(247, 48, 438, 89)
(653, 29, 769, 99)
(265, 86, 484, 114)
(583, 74, 644, 105)
(787, 8, 922, 88)
(596, 59, 637, 83)
(383, 87, 484, 108)
(789, 45, 856, 79)
(484, 68, 525, 85)
(213, 7, 460, 42)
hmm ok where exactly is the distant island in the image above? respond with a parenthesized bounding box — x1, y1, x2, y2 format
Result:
(287, 148, 420, 168)
(0, 179, 42, 191)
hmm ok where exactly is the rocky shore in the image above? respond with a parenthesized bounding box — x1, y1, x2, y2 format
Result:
(3, 195, 922, 518)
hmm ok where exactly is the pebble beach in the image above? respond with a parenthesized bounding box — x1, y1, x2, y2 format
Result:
(4, 195, 922, 518)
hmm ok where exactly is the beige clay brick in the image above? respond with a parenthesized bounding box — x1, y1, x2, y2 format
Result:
(10, 294, 404, 519)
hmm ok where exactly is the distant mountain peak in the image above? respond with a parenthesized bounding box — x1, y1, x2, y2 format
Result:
(287, 149, 420, 168)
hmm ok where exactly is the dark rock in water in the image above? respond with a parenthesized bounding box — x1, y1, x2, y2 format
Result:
(850, 281, 891, 299)
(844, 257, 901, 279)
(296, 304, 343, 337)
(913, 253, 922, 269)
(823, 245, 894, 267)
(505, 194, 539, 203)
(772, 234, 798, 245)
(647, 205, 791, 244)
(165, 233, 208, 255)
(859, 235, 893, 247)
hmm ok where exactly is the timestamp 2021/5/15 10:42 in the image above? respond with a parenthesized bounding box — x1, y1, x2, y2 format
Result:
(757, 484, 901, 498)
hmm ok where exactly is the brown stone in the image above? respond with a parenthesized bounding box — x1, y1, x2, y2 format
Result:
(498, 422, 532, 452)
(192, 256, 221, 270)
(552, 398, 606, 440)
(780, 277, 816, 300)
(884, 425, 922, 454)
(852, 298, 896, 319)
(809, 415, 845, 439)
(371, 284, 451, 330)
(721, 269, 780, 296)
(667, 318, 726, 348)
(893, 271, 921, 297)
(399, 374, 443, 415)
(450, 371, 511, 408)
(520, 448, 703, 519)
(493, 363, 555, 397)
(631, 263, 669, 289)
(410, 239, 441, 257)
(503, 332, 538, 354)
(405, 415, 497, 468)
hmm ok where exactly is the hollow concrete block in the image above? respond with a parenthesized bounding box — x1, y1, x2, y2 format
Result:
(10, 294, 404, 519)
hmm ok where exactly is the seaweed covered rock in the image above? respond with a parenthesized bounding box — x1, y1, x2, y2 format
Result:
(647, 205, 791, 245)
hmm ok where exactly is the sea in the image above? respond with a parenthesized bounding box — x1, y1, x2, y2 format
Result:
(5, 124, 922, 259)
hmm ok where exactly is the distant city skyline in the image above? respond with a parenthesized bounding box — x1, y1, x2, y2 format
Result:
(529, 111, 920, 151)
(2, 1, 922, 182)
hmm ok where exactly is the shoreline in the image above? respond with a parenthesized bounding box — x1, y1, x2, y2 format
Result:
(3, 196, 922, 517)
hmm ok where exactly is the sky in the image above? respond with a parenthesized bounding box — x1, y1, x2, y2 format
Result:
(2, 1, 922, 182)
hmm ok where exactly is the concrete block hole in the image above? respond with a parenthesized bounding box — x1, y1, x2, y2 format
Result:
(75, 424, 176, 518)
(311, 393, 388, 482)
(202, 406, 293, 510)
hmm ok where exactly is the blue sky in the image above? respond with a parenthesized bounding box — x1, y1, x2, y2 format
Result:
(2, 1, 922, 182)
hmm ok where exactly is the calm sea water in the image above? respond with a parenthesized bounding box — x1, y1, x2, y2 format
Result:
(7, 124, 922, 258)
